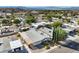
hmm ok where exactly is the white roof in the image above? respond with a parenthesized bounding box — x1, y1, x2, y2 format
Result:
(10, 40, 23, 49)
(66, 35, 76, 41)
(63, 23, 76, 32)
(32, 22, 53, 27)
(32, 22, 46, 28)
(75, 25, 79, 28)
(64, 23, 76, 28)
(25, 28, 49, 43)
(62, 28, 72, 32)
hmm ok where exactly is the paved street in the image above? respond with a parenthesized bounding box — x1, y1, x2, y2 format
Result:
(48, 46, 79, 53)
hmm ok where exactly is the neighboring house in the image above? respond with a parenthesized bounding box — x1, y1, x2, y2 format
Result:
(62, 23, 77, 36)
(38, 27, 53, 38)
(10, 40, 23, 52)
(31, 22, 53, 29)
(31, 22, 46, 29)
(0, 26, 14, 33)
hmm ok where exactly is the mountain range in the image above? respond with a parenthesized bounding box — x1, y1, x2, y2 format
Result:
(0, 6, 79, 10)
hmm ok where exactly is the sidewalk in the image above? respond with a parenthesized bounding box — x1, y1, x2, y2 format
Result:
(42, 45, 60, 53)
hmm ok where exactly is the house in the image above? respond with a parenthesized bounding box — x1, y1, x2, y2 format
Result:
(31, 22, 46, 29)
(19, 28, 50, 46)
(38, 27, 53, 38)
(62, 23, 76, 36)
(10, 40, 23, 52)
(31, 22, 53, 29)
(0, 26, 14, 34)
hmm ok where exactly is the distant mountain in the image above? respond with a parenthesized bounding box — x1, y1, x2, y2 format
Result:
(16, 6, 79, 10)
(0, 6, 79, 11)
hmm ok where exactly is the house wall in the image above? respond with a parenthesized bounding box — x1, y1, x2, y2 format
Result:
(32, 41, 42, 46)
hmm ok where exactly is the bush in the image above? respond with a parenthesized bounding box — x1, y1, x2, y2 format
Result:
(17, 34, 20, 37)
(13, 19, 21, 24)
(2, 19, 12, 26)
(0, 16, 4, 18)
(77, 20, 79, 25)
(45, 45, 50, 49)
(6, 16, 10, 18)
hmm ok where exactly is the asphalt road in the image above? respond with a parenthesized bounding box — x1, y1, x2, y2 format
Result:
(48, 46, 79, 53)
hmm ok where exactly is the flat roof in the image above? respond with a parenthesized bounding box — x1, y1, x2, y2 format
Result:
(38, 27, 53, 37)
(62, 23, 75, 32)
(25, 28, 49, 43)
(10, 40, 23, 49)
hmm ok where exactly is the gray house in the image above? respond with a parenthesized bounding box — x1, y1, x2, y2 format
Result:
(19, 28, 50, 46)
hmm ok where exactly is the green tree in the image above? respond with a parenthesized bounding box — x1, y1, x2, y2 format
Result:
(2, 19, 12, 26)
(47, 14, 52, 19)
(52, 27, 67, 45)
(51, 21, 62, 28)
(6, 15, 10, 19)
(13, 19, 21, 24)
(25, 15, 36, 25)
(66, 19, 71, 23)
(0, 16, 4, 18)
(43, 13, 53, 22)
(65, 17, 71, 23)
(11, 10, 15, 20)
(77, 20, 79, 25)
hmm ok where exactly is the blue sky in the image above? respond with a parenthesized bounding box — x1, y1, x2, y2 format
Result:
(0, 0, 79, 6)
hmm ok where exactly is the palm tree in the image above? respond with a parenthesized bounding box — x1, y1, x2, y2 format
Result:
(52, 27, 67, 45)
(51, 21, 62, 28)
